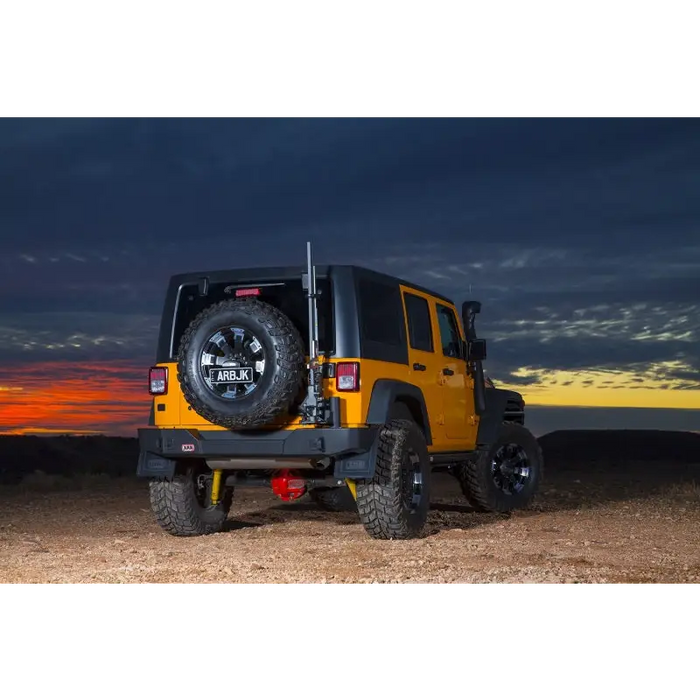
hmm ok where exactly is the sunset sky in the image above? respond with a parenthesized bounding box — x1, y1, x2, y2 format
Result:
(0, 118, 698, 435)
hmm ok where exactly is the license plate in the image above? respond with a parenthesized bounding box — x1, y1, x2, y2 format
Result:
(209, 367, 254, 384)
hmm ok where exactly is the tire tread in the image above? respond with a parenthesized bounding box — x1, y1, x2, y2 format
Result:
(457, 422, 543, 513)
(355, 419, 430, 540)
(308, 486, 357, 512)
(149, 473, 230, 536)
(177, 299, 305, 429)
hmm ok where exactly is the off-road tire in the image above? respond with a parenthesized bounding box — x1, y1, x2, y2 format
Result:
(149, 464, 233, 536)
(355, 419, 431, 540)
(177, 299, 305, 429)
(456, 422, 543, 513)
(449, 464, 478, 509)
(308, 485, 356, 512)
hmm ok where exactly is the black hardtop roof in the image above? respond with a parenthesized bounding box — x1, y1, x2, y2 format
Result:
(168, 264, 455, 306)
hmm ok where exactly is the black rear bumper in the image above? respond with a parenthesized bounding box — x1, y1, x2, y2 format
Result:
(137, 426, 379, 479)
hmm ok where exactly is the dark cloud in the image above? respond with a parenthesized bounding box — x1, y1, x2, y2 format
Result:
(497, 373, 541, 386)
(0, 312, 158, 364)
(0, 118, 699, 399)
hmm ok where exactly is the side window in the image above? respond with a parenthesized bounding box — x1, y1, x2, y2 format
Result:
(357, 277, 405, 347)
(403, 292, 434, 353)
(436, 304, 462, 358)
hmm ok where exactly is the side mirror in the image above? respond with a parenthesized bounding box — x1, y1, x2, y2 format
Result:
(461, 300, 482, 340)
(463, 300, 482, 316)
(467, 339, 487, 362)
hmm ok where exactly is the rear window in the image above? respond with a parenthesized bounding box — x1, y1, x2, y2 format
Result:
(170, 278, 333, 357)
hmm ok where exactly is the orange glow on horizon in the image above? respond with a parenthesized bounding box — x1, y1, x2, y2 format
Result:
(0, 360, 697, 437)
(0, 361, 150, 436)
(1, 427, 105, 436)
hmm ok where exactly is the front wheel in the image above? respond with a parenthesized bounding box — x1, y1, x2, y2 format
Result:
(307, 485, 357, 512)
(149, 462, 233, 536)
(456, 422, 543, 513)
(355, 419, 432, 540)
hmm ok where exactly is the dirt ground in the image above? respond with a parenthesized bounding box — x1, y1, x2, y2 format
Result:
(1, 460, 699, 583)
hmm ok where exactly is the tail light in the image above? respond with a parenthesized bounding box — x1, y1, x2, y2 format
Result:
(235, 287, 261, 297)
(336, 362, 360, 392)
(149, 366, 168, 395)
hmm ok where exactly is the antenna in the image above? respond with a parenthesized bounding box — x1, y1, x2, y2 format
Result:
(302, 241, 329, 424)
(306, 241, 318, 362)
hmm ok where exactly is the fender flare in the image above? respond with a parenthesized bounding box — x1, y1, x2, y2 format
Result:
(476, 387, 522, 446)
(366, 379, 432, 445)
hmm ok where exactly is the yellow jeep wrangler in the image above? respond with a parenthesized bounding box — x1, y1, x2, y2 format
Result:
(137, 244, 542, 539)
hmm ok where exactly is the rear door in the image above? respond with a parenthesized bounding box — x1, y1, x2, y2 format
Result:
(400, 288, 445, 445)
(435, 302, 472, 440)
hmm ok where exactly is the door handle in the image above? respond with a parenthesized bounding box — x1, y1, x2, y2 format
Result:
(442, 367, 455, 376)
(413, 363, 427, 371)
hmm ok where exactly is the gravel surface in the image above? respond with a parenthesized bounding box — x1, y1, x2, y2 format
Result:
(1, 462, 699, 583)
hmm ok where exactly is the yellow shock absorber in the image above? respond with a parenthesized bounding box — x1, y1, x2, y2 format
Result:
(345, 478, 357, 501)
(211, 469, 223, 506)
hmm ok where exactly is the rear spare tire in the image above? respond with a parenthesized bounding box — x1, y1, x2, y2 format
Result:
(177, 299, 305, 429)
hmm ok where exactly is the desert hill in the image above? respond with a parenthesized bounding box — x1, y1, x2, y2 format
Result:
(1, 429, 698, 487)
(0, 435, 139, 486)
(538, 430, 700, 467)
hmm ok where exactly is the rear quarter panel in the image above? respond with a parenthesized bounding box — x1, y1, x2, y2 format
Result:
(153, 359, 413, 430)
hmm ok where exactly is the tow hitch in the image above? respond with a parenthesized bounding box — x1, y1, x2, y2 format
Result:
(271, 470, 308, 501)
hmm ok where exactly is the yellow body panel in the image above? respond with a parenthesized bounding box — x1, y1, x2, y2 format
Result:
(152, 289, 480, 454)
(397, 285, 479, 451)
